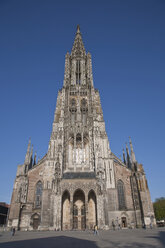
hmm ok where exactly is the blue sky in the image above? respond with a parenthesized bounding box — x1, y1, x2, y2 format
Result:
(0, 0, 164, 203)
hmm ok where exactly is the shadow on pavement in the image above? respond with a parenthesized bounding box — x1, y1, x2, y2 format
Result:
(100, 239, 159, 248)
(0, 235, 98, 248)
(100, 230, 165, 248)
(146, 231, 165, 248)
(159, 231, 165, 246)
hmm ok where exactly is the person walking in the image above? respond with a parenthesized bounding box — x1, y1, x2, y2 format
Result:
(112, 220, 115, 230)
(11, 227, 15, 236)
(116, 217, 120, 230)
(94, 225, 98, 235)
(150, 222, 153, 229)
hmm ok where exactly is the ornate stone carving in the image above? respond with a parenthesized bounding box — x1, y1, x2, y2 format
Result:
(8, 26, 155, 232)
(17, 181, 28, 203)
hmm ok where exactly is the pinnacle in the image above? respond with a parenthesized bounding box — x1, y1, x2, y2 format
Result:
(76, 24, 80, 34)
(71, 25, 86, 57)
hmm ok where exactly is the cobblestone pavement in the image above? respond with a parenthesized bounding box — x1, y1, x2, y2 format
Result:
(0, 228, 165, 248)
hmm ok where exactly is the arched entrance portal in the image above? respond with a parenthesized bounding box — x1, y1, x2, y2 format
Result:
(121, 217, 127, 228)
(73, 189, 86, 230)
(32, 214, 40, 230)
(88, 190, 97, 229)
(62, 191, 70, 230)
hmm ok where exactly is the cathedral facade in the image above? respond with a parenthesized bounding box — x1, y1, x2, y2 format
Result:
(8, 26, 155, 231)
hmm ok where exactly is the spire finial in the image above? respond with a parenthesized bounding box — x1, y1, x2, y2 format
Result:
(76, 24, 80, 34)
(27, 137, 31, 151)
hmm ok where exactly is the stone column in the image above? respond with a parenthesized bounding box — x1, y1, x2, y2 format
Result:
(64, 52, 70, 82)
(70, 194, 73, 230)
(74, 133, 76, 170)
(85, 192, 88, 229)
(40, 189, 51, 230)
(80, 59, 86, 85)
(82, 132, 84, 169)
(71, 59, 76, 85)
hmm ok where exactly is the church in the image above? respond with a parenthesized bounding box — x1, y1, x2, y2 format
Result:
(8, 26, 155, 231)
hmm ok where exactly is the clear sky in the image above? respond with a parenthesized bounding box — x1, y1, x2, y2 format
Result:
(0, 0, 164, 203)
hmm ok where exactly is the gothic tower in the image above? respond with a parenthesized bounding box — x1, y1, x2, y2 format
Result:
(43, 25, 115, 230)
(8, 26, 155, 231)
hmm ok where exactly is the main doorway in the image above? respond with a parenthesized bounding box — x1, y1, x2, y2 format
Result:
(73, 189, 86, 230)
(88, 190, 97, 229)
(121, 217, 127, 228)
(32, 214, 40, 230)
(62, 191, 70, 230)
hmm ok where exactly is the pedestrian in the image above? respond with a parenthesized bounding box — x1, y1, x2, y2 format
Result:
(93, 225, 96, 234)
(11, 227, 15, 236)
(94, 225, 98, 235)
(150, 222, 152, 229)
(116, 217, 120, 230)
(112, 220, 115, 230)
(143, 223, 146, 229)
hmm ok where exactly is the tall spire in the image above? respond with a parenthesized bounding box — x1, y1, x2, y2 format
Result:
(71, 25, 86, 58)
(122, 148, 126, 165)
(76, 24, 80, 34)
(126, 143, 132, 169)
(30, 144, 33, 159)
(33, 151, 37, 166)
(24, 138, 31, 165)
(29, 145, 33, 170)
(129, 137, 136, 163)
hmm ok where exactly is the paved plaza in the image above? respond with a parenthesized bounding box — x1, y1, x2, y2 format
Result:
(0, 228, 165, 248)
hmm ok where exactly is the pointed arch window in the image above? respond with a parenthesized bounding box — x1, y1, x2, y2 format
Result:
(81, 98, 88, 125)
(70, 98, 77, 124)
(75, 133, 84, 164)
(81, 98, 88, 112)
(117, 180, 126, 210)
(71, 98, 76, 107)
(76, 60, 81, 84)
(35, 181, 42, 208)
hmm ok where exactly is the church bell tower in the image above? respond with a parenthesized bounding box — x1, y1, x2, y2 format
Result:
(8, 26, 155, 232)
(47, 25, 114, 182)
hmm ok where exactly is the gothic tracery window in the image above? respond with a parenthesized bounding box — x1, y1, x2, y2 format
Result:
(117, 180, 126, 210)
(76, 60, 81, 84)
(81, 98, 88, 125)
(35, 181, 42, 208)
(75, 134, 85, 164)
(81, 98, 87, 112)
(70, 98, 77, 124)
(71, 98, 76, 107)
(73, 205, 78, 216)
(68, 132, 89, 167)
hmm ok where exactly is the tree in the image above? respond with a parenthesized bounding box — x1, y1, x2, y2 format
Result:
(153, 197, 165, 220)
